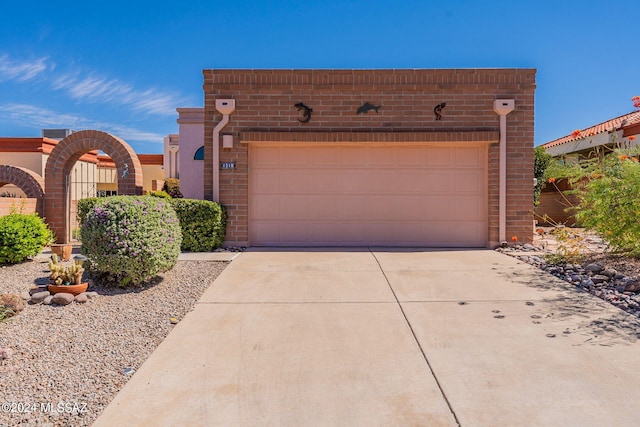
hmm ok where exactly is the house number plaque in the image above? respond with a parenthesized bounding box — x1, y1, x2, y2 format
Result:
(220, 162, 235, 170)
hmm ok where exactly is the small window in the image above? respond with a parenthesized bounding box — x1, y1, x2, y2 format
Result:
(194, 146, 204, 160)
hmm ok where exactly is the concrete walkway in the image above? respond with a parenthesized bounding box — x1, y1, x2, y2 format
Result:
(94, 249, 640, 426)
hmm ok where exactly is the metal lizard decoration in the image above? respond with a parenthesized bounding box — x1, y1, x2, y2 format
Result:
(434, 102, 446, 120)
(295, 102, 313, 123)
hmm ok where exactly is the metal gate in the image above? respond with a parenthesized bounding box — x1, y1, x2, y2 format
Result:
(67, 161, 118, 241)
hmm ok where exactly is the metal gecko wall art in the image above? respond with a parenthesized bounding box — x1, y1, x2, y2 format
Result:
(294, 103, 313, 123)
(434, 102, 446, 120)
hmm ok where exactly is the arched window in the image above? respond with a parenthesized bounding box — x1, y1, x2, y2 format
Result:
(193, 146, 204, 160)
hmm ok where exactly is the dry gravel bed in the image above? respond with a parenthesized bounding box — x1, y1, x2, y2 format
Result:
(0, 258, 227, 427)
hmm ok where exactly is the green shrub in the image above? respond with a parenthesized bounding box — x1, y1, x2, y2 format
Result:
(162, 178, 183, 198)
(0, 214, 52, 264)
(169, 199, 226, 251)
(575, 152, 640, 256)
(77, 197, 102, 225)
(148, 190, 171, 199)
(80, 196, 182, 286)
(534, 146, 552, 206)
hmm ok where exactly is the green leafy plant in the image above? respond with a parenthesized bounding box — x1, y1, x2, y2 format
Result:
(534, 146, 552, 206)
(543, 226, 587, 264)
(77, 197, 102, 225)
(0, 213, 52, 264)
(575, 150, 640, 256)
(0, 306, 15, 322)
(80, 196, 182, 286)
(147, 190, 171, 199)
(169, 199, 226, 251)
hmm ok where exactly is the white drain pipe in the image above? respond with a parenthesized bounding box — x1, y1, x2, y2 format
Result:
(212, 99, 235, 201)
(493, 99, 515, 246)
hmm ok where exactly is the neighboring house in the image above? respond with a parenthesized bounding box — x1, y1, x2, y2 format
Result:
(162, 108, 205, 200)
(538, 111, 640, 225)
(543, 111, 640, 158)
(0, 131, 164, 219)
(96, 154, 164, 195)
(197, 69, 536, 248)
(0, 135, 100, 199)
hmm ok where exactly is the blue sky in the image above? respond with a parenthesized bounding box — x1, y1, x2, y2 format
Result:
(0, 0, 638, 154)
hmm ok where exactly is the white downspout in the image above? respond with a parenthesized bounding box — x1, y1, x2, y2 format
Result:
(212, 99, 236, 202)
(493, 99, 515, 246)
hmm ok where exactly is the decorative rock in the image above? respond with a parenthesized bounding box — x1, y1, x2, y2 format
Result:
(52, 293, 74, 306)
(0, 347, 13, 360)
(29, 285, 47, 295)
(74, 293, 88, 304)
(624, 280, 640, 293)
(602, 268, 617, 278)
(85, 292, 99, 299)
(585, 263, 604, 274)
(30, 291, 51, 304)
(43, 295, 53, 305)
(1, 294, 26, 314)
(20, 291, 31, 301)
(592, 275, 610, 284)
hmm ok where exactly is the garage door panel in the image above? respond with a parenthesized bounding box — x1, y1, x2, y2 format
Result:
(310, 147, 339, 166)
(397, 147, 428, 166)
(455, 147, 483, 166)
(454, 171, 485, 193)
(368, 146, 396, 166)
(249, 145, 487, 247)
(426, 148, 453, 166)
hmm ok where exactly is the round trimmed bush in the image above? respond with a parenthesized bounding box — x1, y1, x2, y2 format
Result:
(0, 214, 52, 264)
(80, 196, 182, 286)
(169, 199, 226, 251)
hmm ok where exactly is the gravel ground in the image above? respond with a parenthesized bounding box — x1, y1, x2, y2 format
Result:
(0, 258, 227, 427)
(499, 227, 640, 319)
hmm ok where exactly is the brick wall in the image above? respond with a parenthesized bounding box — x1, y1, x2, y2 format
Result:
(536, 179, 580, 226)
(203, 69, 536, 246)
(0, 198, 38, 216)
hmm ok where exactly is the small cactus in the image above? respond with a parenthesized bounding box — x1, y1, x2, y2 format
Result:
(49, 255, 85, 285)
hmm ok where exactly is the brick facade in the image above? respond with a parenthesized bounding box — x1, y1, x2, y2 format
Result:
(203, 69, 536, 247)
(0, 165, 45, 216)
(44, 130, 143, 244)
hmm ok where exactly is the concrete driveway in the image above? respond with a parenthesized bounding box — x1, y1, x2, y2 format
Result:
(94, 249, 640, 426)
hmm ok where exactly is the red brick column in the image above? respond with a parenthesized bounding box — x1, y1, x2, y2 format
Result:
(44, 130, 143, 243)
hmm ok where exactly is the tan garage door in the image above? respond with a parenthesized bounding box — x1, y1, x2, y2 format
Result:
(249, 144, 487, 247)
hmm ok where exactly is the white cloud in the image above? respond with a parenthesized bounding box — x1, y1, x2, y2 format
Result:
(0, 103, 165, 144)
(0, 55, 50, 82)
(53, 72, 185, 116)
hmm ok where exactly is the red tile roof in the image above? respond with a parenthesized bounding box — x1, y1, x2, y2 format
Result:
(542, 111, 640, 149)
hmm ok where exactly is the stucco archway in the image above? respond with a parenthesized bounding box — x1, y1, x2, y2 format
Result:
(45, 130, 143, 243)
(0, 165, 45, 215)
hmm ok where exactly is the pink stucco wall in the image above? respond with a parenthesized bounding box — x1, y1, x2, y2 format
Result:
(176, 108, 204, 200)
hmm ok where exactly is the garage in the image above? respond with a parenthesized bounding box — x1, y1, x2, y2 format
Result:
(249, 143, 488, 247)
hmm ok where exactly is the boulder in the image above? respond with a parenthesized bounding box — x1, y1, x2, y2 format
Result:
(624, 280, 640, 293)
(43, 295, 54, 305)
(52, 293, 74, 306)
(1, 294, 25, 314)
(74, 293, 88, 304)
(585, 263, 604, 274)
(85, 292, 99, 299)
(591, 275, 610, 284)
(30, 291, 51, 304)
